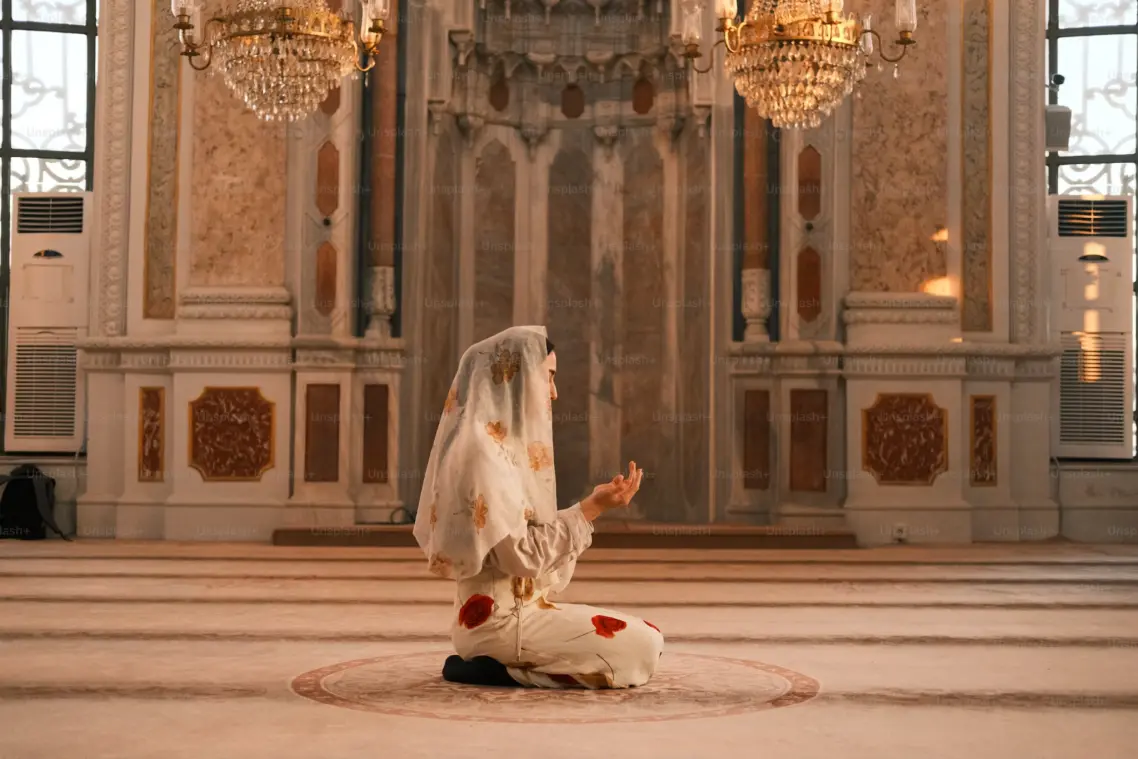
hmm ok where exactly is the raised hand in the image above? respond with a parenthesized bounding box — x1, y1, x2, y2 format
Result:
(581, 461, 643, 521)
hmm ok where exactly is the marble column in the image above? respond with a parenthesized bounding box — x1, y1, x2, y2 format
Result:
(740, 108, 772, 342)
(366, 0, 400, 339)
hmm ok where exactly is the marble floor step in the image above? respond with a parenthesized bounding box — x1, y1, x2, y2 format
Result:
(3, 557, 1137, 583)
(1, 601, 1137, 644)
(1, 575, 1136, 608)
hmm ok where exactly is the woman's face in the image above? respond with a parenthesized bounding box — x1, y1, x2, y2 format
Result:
(544, 350, 558, 401)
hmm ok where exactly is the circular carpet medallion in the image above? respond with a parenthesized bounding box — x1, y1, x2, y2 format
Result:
(291, 651, 820, 723)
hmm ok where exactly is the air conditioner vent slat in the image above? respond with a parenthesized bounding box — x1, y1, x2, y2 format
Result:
(15, 196, 85, 234)
(1058, 333, 1129, 446)
(8, 328, 78, 439)
(1057, 198, 1129, 237)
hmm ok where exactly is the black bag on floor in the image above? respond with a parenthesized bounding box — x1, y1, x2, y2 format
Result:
(0, 464, 69, 540)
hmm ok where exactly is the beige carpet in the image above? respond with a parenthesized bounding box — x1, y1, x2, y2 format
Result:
(1, 541, 1136, 758)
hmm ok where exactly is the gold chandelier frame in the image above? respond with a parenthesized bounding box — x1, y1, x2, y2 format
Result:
(685, 9, 915, 75)
(172, 5, 386, 73)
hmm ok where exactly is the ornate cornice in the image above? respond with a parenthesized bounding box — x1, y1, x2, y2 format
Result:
(844, 292, 958, 310)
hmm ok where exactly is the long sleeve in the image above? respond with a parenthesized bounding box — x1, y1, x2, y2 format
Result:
(488, 503, 594, 579)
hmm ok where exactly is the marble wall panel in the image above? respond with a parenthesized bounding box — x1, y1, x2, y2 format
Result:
(961, 0, 992, 330)
(743, 389, 771, 491)
(188, 388, 275, 481)
(363, 384, 390, 483)
(138, 387, 165, 482)
(547, 138, 593, 509)
(473, 139, 516, 343)
(419, 129, 460, 474)
(189, 1, 286, 287)
(797, 246, 823, 323)
(621, 129, 670, 519)
(680, 125, 711, 521)
(970, 395, 997, 486)
(789, 389, 828, 492)
(144, 0, 180, 319)
(850, 0, 949, 292)
(862, 393, 948, 485)
(315, 242, 337, 317)
(304, 384, 341, 483)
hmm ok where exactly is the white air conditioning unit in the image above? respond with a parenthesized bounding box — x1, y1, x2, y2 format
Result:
(4, 193, 92, 453)
(1048, 194, 1135, 459)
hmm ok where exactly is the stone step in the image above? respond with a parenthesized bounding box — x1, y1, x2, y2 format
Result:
(1, 601, 1136, 645)
(3, 557, 1137, 583)
(0, 575, 1135, 608)
(272, 523, 860, 549)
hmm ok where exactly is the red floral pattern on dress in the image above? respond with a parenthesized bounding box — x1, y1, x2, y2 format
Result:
(591, 615, 627, 638)
(457, 594, 495, 629)
(645, 620, 661, 633)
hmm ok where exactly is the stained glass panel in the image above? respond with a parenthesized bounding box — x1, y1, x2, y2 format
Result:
(9, 157, 87, 195)
(11, 0, 88, 25)
(10, 31, 89, 152)
(1055, 34, 1138, 157)
(1057, 0, 1137, 28)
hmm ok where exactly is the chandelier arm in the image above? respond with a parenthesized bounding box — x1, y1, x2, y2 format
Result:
(690, 37, 726, 74)
(861, 28, 910, 64)
(723, 21, 746, 55)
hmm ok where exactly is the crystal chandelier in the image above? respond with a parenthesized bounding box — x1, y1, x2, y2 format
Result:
(170, 0, 391, 122)
(682, 0, 918, 129)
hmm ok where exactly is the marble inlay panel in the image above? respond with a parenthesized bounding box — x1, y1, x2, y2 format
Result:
(420, 129, 459, 473)
(797, 246, 822, 323)
(680, 126, 710, 520)
(961, 0, 992, 330)
(789, 389, 828, 493)
(316, 141, 340, 219)
(547, 138, 593, 509)
(850, 0, 949, 292)
(304, 384, 341, 483)
(489, 75, 510, 112)
(970, 395, 997, 486)
(138, 387, 165, 482)
(362, 384, 390, 483)
(189, 0, 286, 287)
(188, 387, 275, 481)
(369, 0, 398, 267)
(315, 242, 337, 317)
(473, 139, 516, 343)
(320, 86, 341, 116)
(743, 389, 771, 491)
(862, 393, 948, 485)
(797, 145, 822, 221)
(621, 129, 669, 518)
(742, 108, 770, 270)
(144, 0, 180, 319)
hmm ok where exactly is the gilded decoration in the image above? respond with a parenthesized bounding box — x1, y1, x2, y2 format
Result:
(138, 387, 166, 482)
(969, 395, 997, 486)
(862, 393, 948, 485)
(188, 387, 275, 481)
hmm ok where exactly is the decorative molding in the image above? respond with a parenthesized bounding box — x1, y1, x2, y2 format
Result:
(740, 268, 772, 342)
(95, 0, 134, 337)
(169, 351, 295, 371)
(970, 395, 997, 486)
(844, 292, 958, 310)
(1009, 0, 1043, 342)
(862, 393, 949, 486)
(138, 387, 165, 482)
(844, 355, 967, 378)
(842, 309, 959, 325)
(593, 124, 620, 158)
(188, 387, 276, 481)
(177, 286, 294, 320)
(365, 265, 397, 339)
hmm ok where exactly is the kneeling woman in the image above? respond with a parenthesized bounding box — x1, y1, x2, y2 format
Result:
(413, 325, 663, 689)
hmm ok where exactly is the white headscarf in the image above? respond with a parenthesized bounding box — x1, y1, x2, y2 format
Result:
(414, 325, 557, 581)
